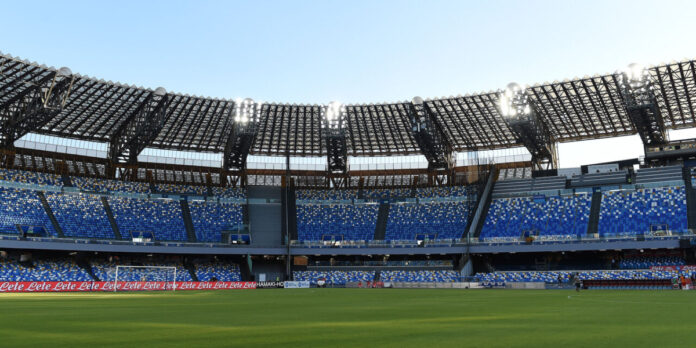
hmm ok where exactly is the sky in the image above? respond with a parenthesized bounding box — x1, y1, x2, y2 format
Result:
(3, 0, 696, 168)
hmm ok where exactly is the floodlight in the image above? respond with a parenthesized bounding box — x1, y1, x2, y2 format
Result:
(620, 63, 653, 107)
(625, 63, 645, 81)
(323, 101, 345, 129)
(233, 98, 256, 124)
(499, 82, 530, 119)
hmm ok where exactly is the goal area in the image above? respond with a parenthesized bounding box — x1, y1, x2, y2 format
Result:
(112, 266, 177, 292)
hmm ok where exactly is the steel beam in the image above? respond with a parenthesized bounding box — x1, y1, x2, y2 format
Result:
(108, 88, 170, 165)
(0, 69, 73, 148)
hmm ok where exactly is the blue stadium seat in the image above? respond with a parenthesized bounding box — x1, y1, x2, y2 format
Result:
(72, 177, 150, 194)
(475, 270, 696, 282)
(195, 262, 242, 281)
(598, 186, 688, 237)
(296, 189, 358, 201)
(380, 270, 459, 282)
(385, 202, 468, 241)
(619, 255, 685, 269)
(46, 193, 115, 239)
(297, 203, 379, 241)
(0, 168, 63, 187)
(155, 183, 207, 195)
(293, 270, 374, 285)
(211, 187, 247, 199)
(0, 187, 57, 236)
(189, 201, 244, 242)
(108, 197, 188, 241)
(480, 194, 591, 241)
(415, 186, 468, 198)
(0, 259, 92, 281)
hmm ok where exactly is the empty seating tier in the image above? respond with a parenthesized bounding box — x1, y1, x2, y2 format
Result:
(598, 186, 687, 236)
(480, 194, 591, 241)
(189, 201, 244, 242)
(155, 183, 206, 195)
(380, 270, 460, 282)
(385, 202, 469, 241)
(108, 197, 188, 241)
(46, 193, 115, 239)
(71, 177, 150, 194)
(297, 203, 379, 241)
(293, 270, 375, 285)
(0, 259, 92, 281)
(211, 187, 246, 199)
(296, 189, 358, 201)
(0, 188, 56, 236)
(195, 263, 242, 281)
(0, 168, 62, 187)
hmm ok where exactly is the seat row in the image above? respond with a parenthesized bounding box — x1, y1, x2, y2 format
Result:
(598, 186, 688, 236)
(481, 194, 591, 240)
(475, 270, 696, 283)
(0, 168, 247, 197)
(0, 187, 243, 242)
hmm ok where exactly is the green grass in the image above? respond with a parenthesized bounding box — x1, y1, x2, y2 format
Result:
(1, 289, 695, 347)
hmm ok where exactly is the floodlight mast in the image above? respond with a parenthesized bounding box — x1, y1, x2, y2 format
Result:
(618, 63, 666, 147)
(223, 98, 261, 176)
(498, 83, 557, 171)
(409, 97, 453, 176)
(322, 102, 348, 185)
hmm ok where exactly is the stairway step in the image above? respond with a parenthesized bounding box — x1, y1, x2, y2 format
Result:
(101, 197, 122, 240)
(185, 262, 198, 281)
(587, 191, 602, 235)
(373, 203, 390, 240)
(36, 191, 64, 238)
(179, 200, 197, 243)
(79, 260, 100, 281)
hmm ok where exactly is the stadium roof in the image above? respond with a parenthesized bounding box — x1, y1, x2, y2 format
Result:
(2, 52, 696, 157)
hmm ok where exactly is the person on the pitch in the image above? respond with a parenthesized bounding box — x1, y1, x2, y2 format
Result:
(574, 277, 582, 292)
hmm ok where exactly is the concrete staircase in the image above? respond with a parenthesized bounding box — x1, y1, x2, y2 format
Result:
(79, 260, 100, 281)
(586, 191, 603, 235)
(184, 261, 198, 281)
(373, 202, 390, 240)
(36, 191, 64, 238)
(101, 197, 122, 240)
(179, 200, 197, 243)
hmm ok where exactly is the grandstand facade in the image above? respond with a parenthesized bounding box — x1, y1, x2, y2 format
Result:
(1, 51, 696, 287)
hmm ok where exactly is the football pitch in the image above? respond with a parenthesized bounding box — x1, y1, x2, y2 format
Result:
(1, 289, 695, 347)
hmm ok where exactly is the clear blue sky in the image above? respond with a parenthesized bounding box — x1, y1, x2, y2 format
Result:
(3, 0, 696, 166)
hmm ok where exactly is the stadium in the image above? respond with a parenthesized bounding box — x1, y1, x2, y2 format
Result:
(3, 2, 696, 347)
